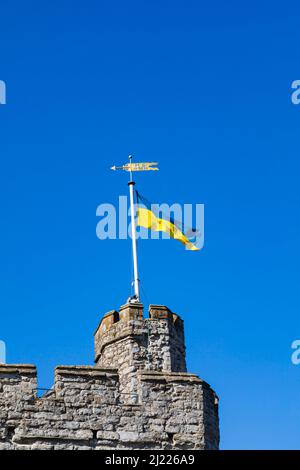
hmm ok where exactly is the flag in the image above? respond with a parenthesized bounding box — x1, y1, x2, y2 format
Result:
(136, 192, 200, 251)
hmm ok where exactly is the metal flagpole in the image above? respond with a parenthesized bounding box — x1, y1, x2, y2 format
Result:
(128, 155, 140, 301)
(111, 156, 158, 303)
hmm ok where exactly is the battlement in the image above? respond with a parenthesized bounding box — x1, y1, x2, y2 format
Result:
(0, 304, 219, 450)
(95, 304, 186, 374)
(0, 364, 119, 402)
(0, 364, 37, 401)
(94, 304, 183, 339)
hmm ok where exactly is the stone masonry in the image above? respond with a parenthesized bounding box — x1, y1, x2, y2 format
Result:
(0, 304, 219, 450)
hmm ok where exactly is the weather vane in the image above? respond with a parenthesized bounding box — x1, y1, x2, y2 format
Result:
(111, 155, 159, 303)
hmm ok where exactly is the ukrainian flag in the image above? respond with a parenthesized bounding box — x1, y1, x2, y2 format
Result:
(136, 192, 199, 251)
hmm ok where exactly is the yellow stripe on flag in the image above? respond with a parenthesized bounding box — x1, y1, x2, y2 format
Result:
(137, 208, 199, 251)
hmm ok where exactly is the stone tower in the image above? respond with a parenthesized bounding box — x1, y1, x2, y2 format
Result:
(0, 303, 219, 450)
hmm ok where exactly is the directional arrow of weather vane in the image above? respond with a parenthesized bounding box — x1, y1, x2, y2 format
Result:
(111, 162, 159, 172)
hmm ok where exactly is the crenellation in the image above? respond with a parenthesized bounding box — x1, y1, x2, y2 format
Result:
(119, 303, 144, 322)
(0, 364, 37, 402)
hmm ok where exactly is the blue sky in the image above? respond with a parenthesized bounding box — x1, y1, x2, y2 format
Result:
(1, 0, 299, 449)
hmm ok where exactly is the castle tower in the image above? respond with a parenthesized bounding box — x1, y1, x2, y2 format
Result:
(94, 303, 220, 449)
(0, 303, 220, 450)
(94, 304, 187, 403)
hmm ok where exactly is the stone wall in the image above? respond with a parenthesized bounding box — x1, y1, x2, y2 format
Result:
(0, 304, 219, 450)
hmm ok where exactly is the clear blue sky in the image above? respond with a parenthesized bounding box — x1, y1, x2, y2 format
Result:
(1, 0, 299, 450)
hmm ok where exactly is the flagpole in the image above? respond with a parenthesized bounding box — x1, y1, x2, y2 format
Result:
(111, 157, 158, 303)
(128, 155, 140, 301)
